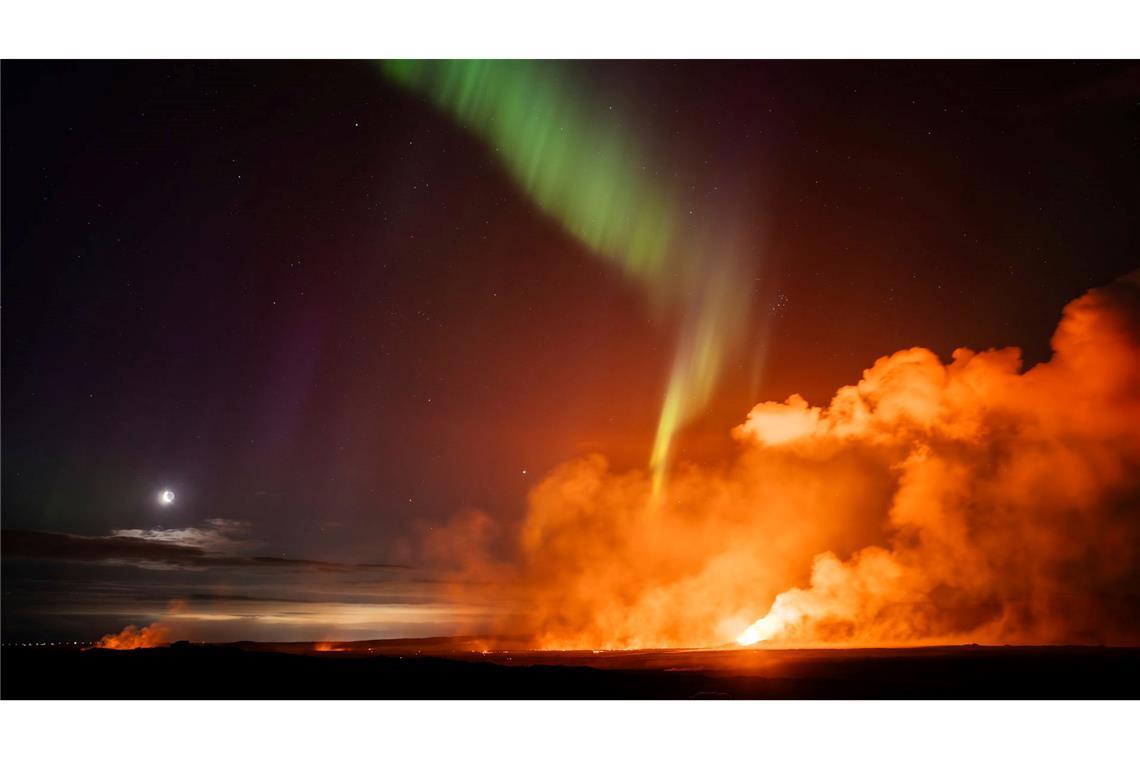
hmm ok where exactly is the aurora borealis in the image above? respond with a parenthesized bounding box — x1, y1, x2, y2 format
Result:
(383, 60, 755, 493)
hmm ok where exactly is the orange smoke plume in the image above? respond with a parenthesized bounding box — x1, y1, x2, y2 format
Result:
(94, 622, 173, 650)
(92, 600, 187, 649)
(455, 272, 1140, 649)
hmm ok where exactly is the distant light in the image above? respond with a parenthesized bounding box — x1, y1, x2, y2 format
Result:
(159, 489, 175, 505)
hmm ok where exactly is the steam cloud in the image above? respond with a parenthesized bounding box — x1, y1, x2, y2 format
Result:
(449, 272, 1140, 649)
(91, 600, 189, 649)
(94, 622, 173, 650)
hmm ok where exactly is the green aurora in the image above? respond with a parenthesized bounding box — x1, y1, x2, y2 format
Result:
(382, 60, 756, 496)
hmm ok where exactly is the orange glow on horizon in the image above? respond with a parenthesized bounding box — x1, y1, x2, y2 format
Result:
(93, 622, 172, 650)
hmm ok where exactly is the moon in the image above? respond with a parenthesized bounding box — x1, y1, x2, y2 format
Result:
(159, 489, 175, 506)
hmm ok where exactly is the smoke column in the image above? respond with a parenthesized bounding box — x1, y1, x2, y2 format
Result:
(381, 60, 756, 495)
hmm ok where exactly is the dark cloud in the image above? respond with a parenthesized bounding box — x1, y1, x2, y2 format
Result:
(1, 529, 409, 572)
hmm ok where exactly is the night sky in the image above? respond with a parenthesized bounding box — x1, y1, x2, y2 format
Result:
(3, 60, 1137, 641)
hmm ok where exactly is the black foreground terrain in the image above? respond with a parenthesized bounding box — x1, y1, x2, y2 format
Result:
(4, 641, 1139, 699)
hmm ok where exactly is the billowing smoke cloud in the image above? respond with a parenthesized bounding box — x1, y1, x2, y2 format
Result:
(448, 272, 1140, 649)
(94, 622, 172, 650)
(91, 600, 190, 649)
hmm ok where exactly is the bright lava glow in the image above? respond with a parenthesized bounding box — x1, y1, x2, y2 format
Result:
(736, 630, 762, 646)
(736, 616, 779, 646)
(736, 593, 809, 645)
(158, 489, 175, 505)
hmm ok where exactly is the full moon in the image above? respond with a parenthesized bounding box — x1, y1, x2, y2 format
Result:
(159, 489, 175, 505)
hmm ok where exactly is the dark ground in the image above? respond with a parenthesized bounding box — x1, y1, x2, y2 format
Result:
(4, 639, 1139, 698)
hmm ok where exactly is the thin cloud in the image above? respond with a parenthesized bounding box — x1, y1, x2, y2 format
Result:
(1, 528, 410, 572)
(110, 518, 256, 553)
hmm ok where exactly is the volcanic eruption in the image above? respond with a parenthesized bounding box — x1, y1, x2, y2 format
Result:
(436, 271, 1140, 650)
(383, 61, 1140, 652)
